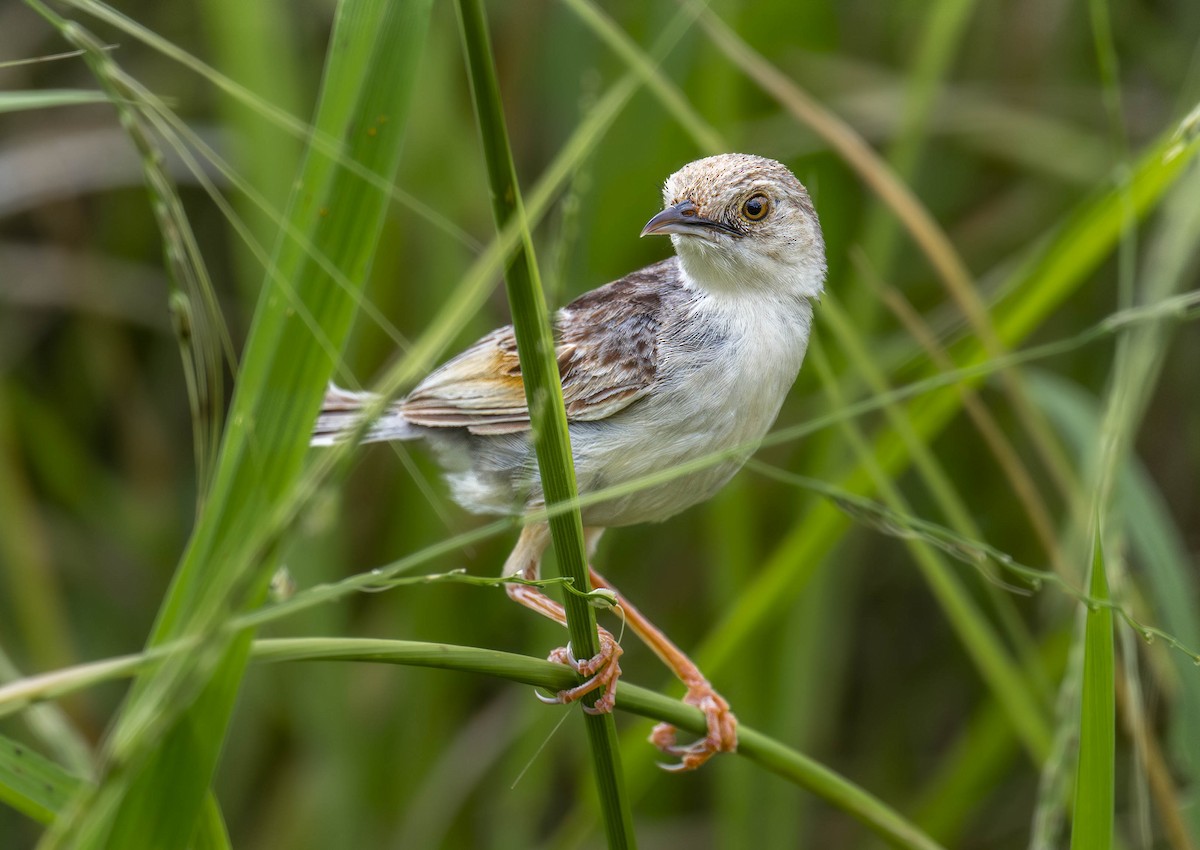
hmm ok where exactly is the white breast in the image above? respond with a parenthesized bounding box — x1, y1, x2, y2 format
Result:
(572, 289, 813, 527)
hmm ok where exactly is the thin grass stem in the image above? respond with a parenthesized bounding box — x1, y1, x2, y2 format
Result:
(454, 1, 635, 846)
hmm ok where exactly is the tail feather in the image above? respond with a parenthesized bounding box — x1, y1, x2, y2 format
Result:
(311, 384, 418, 446)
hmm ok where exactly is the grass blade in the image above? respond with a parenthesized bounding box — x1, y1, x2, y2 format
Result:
(454, 1, 635, 846)
(1070, 530, 1115, 850)
(0, 734, 81, 825)
(1, 627, 944, 850)
(35, 0, 434, 846)
(805, 339, 1053, 760)
(251, 637, 942, 850)
(0, 732, 229, 849)
(0, 90, 109, 112)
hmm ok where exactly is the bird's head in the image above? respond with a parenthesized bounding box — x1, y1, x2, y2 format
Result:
(641, 153, 826, 301)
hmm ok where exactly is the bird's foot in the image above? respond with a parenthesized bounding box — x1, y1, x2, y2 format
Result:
(649, 682, 737, 772)
(537, 629, 624, 714)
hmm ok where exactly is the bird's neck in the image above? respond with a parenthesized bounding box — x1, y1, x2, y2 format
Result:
(673, 241, 824, 303)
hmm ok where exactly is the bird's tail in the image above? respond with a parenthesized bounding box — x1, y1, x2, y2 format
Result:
(311, 384, 418, 446)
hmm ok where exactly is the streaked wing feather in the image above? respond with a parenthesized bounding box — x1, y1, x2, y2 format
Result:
(401, 264, 671, 435)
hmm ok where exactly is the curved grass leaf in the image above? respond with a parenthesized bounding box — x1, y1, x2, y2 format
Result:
(252, 637, 943, 850)
(35, 0, 434, 846)
(0, 629, 946, 850)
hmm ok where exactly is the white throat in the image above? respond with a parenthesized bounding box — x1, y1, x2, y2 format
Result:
(672, 234, 825, 301)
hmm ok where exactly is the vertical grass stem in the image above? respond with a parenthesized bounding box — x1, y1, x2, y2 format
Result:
(454, 1, 636, 847)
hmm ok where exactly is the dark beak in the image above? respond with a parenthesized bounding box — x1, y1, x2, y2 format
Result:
(640, 200, 738, 239)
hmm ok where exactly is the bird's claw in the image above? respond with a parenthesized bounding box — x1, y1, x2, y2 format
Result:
(649, 684, 737, 771)
(538, 631, 623, 714)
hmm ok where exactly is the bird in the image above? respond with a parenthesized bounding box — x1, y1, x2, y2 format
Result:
(312, 153, 826, 770)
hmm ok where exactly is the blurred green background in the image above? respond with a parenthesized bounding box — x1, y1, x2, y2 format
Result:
(2, 0, 1199, 847)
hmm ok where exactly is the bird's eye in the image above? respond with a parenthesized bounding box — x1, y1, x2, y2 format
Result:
(742, 193, 770, 221)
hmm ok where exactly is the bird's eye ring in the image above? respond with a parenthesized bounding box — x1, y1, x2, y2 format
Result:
(742, 193, 770, 221)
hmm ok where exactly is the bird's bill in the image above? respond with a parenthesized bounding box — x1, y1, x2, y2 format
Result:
(640, 201, 739, 239)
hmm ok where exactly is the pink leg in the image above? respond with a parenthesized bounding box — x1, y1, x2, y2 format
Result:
(503, 524, 623, 712)
(584, 530, 737, 771)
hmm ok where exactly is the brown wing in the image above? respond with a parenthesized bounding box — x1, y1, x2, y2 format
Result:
(402, 261, 674, 436)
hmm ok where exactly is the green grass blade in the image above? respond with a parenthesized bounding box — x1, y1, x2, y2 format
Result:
(196, 0, 303, 239)
(454, 1, 635, 846)
(805, 339, 1053, 760)
(911, 632, 1071, 844)
(1070, 530, 1115, 850)
(193, 796, 232, 850)
(0, 90, 109, 112)
(1034, 144, 1200, 843)
(0, 396, 84, 763)
(561, 0, 722, 154)
(1031, 370, 1200, 842)
(1, 626, 941, 850)
(196, 0, 304, 304)
(35, 0, 434, 846)
(0, 650, 92, 783)
(842, 0, 978, 319)
(252, 637, 943, 850)
(0, 734, 81, 825)
(0, 733, 228, 848)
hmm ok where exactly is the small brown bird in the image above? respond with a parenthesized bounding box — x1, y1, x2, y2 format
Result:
(313, 153, 826, 769)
